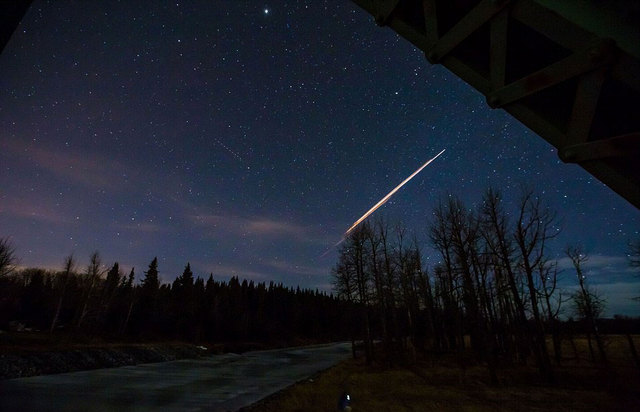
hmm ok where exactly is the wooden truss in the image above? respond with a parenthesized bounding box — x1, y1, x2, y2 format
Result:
(352, 0, 640, 209)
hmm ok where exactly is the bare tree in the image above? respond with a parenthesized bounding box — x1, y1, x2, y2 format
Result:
(332, 254, 358, 359)
(76, 251, 103, 329)
(537, 259, 565, 365)
(430, 195, 499, 384)
(352, 225, 374, 364)
(415, 260, 437, 351)
(365, 219, 391, 360)
(119, 268, 136, 335)
(429, 199, 464, 352)
(378, 218, 400, 349)
(332, 257, 357, 302)
(514, 189, 557, 382)
(50, 254, 76, 333)
(395, 226, 420, 360)
(566, 245, 607, 363)
(333, 225, 374, 363)
(480, 188, 530, 363)
(0, 237, 17, 277)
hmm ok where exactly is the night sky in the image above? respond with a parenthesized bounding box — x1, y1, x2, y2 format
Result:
(1, 1, 639, 316)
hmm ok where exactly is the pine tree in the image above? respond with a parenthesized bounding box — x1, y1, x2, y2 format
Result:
(138, 258, 160, 336)
(142, 257, 160, 292)
(103, 262, 121, 310)
(182, 262, 194, 287)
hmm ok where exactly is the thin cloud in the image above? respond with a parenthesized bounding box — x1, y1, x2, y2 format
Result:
(266, 259, 328, 277)
(556, 254, 629, 271)
(556, 254, 637, 286)
(1, 138, 134, 191)
(0, 196, 69, 224)
(190, 213, 316, 241)
(174, 197, 329, 245)
(113, 222, 169, 233)
(563, 281, 640, 317)
(247, 218, 308, 237)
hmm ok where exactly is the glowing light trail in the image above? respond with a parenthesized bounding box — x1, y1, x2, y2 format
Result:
(345, 148, 445, 236)
(213, 137, 244, 163)
(320, 149, 445, 257)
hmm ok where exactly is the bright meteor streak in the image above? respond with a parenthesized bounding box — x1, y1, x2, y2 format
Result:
(319, 148, 446, 257)
(344, 148, 446, 236)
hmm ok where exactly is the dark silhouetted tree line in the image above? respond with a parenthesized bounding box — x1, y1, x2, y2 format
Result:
(332, 187, 640, 384)
(0, 250, 357, 346)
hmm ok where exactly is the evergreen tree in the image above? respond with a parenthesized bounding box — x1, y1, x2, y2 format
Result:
(103, 262, 121, 311)
(172, 263, 196, 339)
(182, 263, 194, 287)
(173, 263, 194, 291)
(105, 263, 121, 294)
(137, 258, 161, 337)
(142, 257, 160, 292)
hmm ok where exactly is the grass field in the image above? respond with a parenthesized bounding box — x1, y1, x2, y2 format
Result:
(246, 336, 640, 411)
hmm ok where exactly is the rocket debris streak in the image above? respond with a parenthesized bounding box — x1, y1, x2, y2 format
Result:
(319, 149, 445, 258)
(344, 149, 445, 236)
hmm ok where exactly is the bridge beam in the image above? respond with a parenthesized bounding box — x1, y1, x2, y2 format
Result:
(351, 0, 640, 209)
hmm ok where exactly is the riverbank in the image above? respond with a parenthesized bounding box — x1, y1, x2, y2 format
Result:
(245, 336, 640, 411)
(0, 330, 317, 379)
(0, 331, 210, 379)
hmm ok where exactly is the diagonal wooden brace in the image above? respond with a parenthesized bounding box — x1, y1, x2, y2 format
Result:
(487, 38, 617, 108)
(422, 0, 439, 50)
(374, 0, 402, 26)
(559, 133, 640, 163)
(425, 0, 510, 64)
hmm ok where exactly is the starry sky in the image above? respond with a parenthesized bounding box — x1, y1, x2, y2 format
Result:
(1, 1, 639, 316)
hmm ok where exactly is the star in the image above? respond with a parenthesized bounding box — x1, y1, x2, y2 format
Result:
(0, 0, 636, 318)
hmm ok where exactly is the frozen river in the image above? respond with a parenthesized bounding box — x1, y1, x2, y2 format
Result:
(0, 342, 352, 411)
